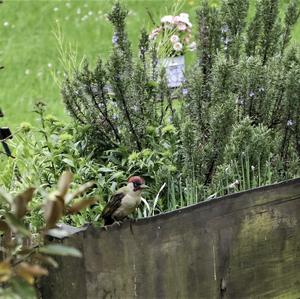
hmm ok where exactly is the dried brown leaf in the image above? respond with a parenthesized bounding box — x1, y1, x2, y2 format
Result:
(57, 171, 73, 197)
(0, 219, 10, 233)
(32, 253, 59, 268)
(48, 190, 65, 206)
(67, 198, 97, 214)
(12, 187, 36, 218)
(16, 262, 48, 277)
(0, 260, 12, 282)
(65, 181, 96, 204)
(44, 199, 64, 229)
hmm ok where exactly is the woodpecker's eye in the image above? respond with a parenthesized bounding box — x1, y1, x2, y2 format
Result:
(133, 181, 141, 188)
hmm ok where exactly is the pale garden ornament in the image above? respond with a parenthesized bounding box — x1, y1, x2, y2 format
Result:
(150, 12, 195, 87)
(161, 56, 185, 88)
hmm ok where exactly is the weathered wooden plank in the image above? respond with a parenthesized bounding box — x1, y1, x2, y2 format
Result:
(40, 178, 300, 299)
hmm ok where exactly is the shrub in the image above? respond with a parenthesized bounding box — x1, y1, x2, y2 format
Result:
(61, 2, 176, 157)
(183, 0, 300, 189)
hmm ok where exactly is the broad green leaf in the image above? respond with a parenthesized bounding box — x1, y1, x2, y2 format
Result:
(39, 244, 82, 258)
(99, 167, 114, 173)
(10, 277, 37, 299)
(62, 158, 75, 168)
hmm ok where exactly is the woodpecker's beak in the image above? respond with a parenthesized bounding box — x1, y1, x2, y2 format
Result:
(140, 184, 148, 189)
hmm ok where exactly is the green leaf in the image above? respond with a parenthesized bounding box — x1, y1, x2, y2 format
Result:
(0, 187, 13, 205)
(39, 244, 82, 258)
(0, 287, 21, 299)
(5, 213, 31, 237)
(10, 277, 37, 299)
(99, 167, 113, 173)
(62, 158, 75, 168)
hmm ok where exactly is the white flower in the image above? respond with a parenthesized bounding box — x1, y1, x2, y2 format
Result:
(179, 13, 189, 19)
(76, 8, 81, 14)
(170, 35, 179, 44)
(174, 15, 192, 27)
(177, 22, 187, 31)
(65, 16, 70, 21)
(189, 42, 197, 51)
(53, 7, 58, 12)
(47, 63, 52, 68)
(88, 11, 93, 16)
(161, 15, 174, 24)
(173, 42, 183, 52)
(25, 69, 30, 75)
(3, 21, 9, 27)
(65, 2, 71, 8)
(287, 120, 294, 126)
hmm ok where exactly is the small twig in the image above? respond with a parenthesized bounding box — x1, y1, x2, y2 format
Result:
(0, 128, 22, 143)
(12, 246, 38, 267)
(146, 8, 156, 26)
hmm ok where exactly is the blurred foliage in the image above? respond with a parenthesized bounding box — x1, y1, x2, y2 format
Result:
(0, 172, 95, 298)
(0, 1, 300, 298)
(183, 0, 300, 189)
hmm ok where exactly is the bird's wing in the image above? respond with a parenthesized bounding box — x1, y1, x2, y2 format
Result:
(101, 190, 125, 218)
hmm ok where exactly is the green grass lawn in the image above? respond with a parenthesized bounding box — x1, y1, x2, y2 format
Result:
(0, 0, 299, 128)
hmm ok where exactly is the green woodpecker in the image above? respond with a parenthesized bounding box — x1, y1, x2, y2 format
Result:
(101, 176, 147, 225)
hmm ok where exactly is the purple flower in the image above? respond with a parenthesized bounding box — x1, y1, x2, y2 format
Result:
(224, 36, 231, 45)
(221, 24, 229, 33)
(112, 32, 119, 46)
(236, 96, 244, 105)
(182, 88, 188, 95)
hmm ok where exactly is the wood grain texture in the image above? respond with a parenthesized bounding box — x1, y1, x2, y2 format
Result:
(40, 178, 300, 299)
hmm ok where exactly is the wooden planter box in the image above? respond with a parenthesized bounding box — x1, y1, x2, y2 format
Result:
(40, 178, 300, 299)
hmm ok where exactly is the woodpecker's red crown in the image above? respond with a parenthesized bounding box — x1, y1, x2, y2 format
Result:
(128, 176, 145, 185)
(128, 176, 147, 191)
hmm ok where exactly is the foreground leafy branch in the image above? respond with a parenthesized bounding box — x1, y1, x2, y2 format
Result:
(0, 171, 96, 298)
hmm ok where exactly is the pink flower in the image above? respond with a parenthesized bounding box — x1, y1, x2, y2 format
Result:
(170, 34, 180, 43)
(173, 16, 182, 24)
(149, 27, 161, 40)
(174, 13, 192, 27)
(177, 22, 187, 31)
